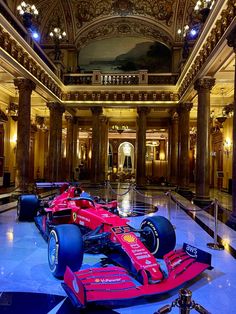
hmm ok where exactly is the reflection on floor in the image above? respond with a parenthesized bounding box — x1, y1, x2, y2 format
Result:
(0, 185, 236, 314)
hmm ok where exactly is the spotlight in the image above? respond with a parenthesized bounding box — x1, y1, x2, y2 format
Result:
(32, 31, 39, 39)
(190, 28, 198, 37)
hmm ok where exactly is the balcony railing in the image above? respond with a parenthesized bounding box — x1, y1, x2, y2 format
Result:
(63, 71, 179, 86)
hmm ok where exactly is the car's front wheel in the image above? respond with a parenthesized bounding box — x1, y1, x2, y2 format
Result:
(48, 224, 84, 278)
(141, 216, 176, 258)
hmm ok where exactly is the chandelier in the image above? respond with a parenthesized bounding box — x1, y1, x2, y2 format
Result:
(49, 27, 66, 61)
(194, 0, 215, 22)
(111, 124, 128, 134)
(146, 141, 160, 147)
(17, 2, 38, 28)
(49, 27, 66, 41)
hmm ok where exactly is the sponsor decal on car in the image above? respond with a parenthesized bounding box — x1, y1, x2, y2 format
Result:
(95, 278, 122, 283)
(77, 215, 90, 222)
(122, 234, 137, 243)
(73, 277, 80, 293)
(185, 244, 198, 258)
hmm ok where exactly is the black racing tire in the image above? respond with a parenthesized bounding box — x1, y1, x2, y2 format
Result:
(17, 194, 40, 221)
(141, 216, 176, 258)
(48, 224, 84, 278)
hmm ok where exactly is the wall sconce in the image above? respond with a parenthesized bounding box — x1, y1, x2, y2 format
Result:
(6, 103, 18, 121)
(223, 138, 232, 157)
(222, 103, 234, 118)
(35, 115, 48, 131)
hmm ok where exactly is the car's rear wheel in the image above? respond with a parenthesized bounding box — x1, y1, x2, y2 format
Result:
(48, 224, 84, 278)
(141, 216, 176, 258)
(17, 194, 39, 221)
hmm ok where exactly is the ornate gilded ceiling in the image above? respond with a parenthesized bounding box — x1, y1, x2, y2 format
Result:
(11, 0, 196, 49)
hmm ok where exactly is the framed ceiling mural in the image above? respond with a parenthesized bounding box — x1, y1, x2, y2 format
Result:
(79, 37, 171, 73)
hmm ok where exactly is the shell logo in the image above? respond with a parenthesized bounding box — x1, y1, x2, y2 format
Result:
(122, 234, 137, 243)
(72, 212, 77, 221)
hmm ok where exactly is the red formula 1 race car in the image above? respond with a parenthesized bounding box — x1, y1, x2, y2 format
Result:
(17, 183, 212, 309)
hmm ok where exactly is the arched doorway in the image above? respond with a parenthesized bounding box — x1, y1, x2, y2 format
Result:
(118, 142, 134, 181)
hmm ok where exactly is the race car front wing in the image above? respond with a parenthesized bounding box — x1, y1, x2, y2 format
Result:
(62, 243, 212, 308)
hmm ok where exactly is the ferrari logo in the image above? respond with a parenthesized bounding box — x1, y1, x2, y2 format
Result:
(72, 212, 77, 221)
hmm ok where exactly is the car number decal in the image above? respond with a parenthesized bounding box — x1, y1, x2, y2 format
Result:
(111, 226, 131, 234)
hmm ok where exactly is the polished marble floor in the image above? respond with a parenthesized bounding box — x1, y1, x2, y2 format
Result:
(0, 185, 235, 313)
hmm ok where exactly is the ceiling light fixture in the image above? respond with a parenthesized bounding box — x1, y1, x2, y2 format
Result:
(49, 26, 66, 61)
(17, 1, 38, 28)
(111, 124, 129, 134)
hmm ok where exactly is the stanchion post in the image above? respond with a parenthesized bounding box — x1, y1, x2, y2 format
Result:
(168, 190, 171, 222)
(131, 183, 135, 212)
(177, 288, 192, 314)
(207, 198, 224, 250)
(155, 288, 211, 314)
(105, 180, 109, 203)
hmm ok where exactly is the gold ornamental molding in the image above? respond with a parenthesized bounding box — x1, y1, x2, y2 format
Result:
(61, 90, 179, 106)
(178, 0, 236, 98)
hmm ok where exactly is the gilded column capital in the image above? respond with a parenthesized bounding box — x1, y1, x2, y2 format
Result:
(65, 115, 73, 122)
(14, 78, 36, 92)
(65, 116, 78, 125)
(137, 107, 150, 115)
(227, 26, 236, 52)
(177, 102, 193, 113)
(169, 109, 178, 120)
(91, 107, 103, 116)
(194, 77, 215, 91)
(47, 102, 65, 114)
(99, 115, 108, 124)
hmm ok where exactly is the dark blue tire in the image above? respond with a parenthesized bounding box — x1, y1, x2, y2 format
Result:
(48, 224, 84, 278)
(17, 194, 40, 221)
(141, 216, 176, 258)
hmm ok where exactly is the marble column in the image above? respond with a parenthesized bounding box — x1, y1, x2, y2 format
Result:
(47, 102, 65, 182)
(226, 27, 236, 228)
(99, 115, 109, 182)
(72, 117, 78, 178)
(14, 78, 36, 192)
(194, 77, 215, 205)
(65, 116, 74, 181)
(136, 107, 149, 187)
(169, 111, 179, 184)
(177, 103, 192, 189)
(91, 107, 103, 184)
